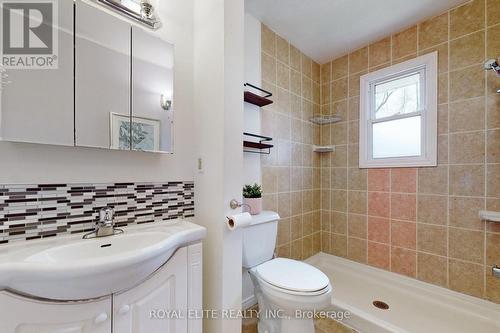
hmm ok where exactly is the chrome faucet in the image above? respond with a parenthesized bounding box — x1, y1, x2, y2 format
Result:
(83, 207, 123, 239)
(97, 207, 115, 237)
(493, 265, 500, 279)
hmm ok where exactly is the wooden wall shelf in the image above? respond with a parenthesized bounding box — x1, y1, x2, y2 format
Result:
(243, 132, 273, 154)
(244, 83, 273, 107)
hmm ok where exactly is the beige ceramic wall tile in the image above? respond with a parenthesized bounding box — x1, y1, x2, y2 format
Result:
(487, 96, 500, 129)
(450, 31, 485, 70)
(449, 259, 485, 297)
(392, 26, 417, 60)
(391, 247, 417, 278)
(302, 55, 312, 78)
(487, 0, 500, 26)
(487, 164, 500, 197)
(449, 98, 485, 132)
(486, 233, 500, 266)
(276, 35, 289, 65)
(348, 237, 367, 263)
(487, 24, 500, 59)
(418, 166, 448, 195)
(449, 196, 485, 230)
(449, 131, 485, 164)
(450, 0, 485, 39)
(417, 194, 448, 225)
(450, 65, 485, 101)
(420, 43, 449, 74)
(449, 227, 485, 263)
(417, 253, 448, 287)
(487, 129, 500, 163)
(348, 214, 367, 239)
(321, 62, 331, 84)
(349, 47, 368, 74)
(369, 37, 391, 67)
(419, 13, 449, 49)
(290, 45, 301, 71)
(449, 164, 485, 196)
(417, 224, 447, 256)
(261, 24, 276, 56)
(261, 53, 276, 84)
(332, 55, 349, 80)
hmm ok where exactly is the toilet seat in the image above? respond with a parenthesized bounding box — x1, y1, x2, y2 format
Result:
(253, 258, 331, 295)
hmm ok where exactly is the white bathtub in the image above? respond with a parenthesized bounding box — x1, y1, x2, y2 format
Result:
(306, 253, 500, 333)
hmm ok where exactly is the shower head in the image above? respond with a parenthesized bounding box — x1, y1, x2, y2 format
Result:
(484, 59, 500, 77)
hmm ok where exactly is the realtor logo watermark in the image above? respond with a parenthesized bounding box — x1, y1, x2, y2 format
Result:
(1, 0, 58, 69)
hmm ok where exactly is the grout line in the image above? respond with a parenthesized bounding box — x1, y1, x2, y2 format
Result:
(483, 2, 488, 298)
(446, 8, 451, 289)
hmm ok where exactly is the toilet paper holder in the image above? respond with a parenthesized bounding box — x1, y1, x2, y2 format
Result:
(230, 199, 252, 211)
(229, 199, 241, 209)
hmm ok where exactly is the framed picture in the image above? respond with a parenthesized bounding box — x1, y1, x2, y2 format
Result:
(110, 113, 161, 151)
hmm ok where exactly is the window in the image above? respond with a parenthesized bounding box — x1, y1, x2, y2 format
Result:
(359, 52, 438, 168)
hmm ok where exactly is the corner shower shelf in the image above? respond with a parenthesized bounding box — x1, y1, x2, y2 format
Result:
(309, 114, 342, 125)
(313, 145, 335, 153)
(243, 132, 273, 154)
(244, 83, 273, 107)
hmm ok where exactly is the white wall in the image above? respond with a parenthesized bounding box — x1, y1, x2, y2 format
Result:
(193, 0, 245, 332)
(242, 13, 261, 309)
(0, 0, 195, 184)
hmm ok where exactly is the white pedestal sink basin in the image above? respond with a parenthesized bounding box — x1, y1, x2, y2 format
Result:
(0, 220, 206, 300)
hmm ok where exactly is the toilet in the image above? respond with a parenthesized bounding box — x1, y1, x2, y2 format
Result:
(243, 211, 332, 333)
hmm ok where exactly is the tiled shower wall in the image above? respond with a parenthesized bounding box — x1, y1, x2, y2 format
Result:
(260, 24, 323, 260)
(320, 0, 500, 303)
(0, 182, 194, 243)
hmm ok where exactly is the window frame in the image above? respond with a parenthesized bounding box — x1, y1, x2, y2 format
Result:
(359, 52, 438, 168)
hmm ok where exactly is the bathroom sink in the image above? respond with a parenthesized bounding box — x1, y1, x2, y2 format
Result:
(25, 232, 169, 264)
(0, 220, 206, 300)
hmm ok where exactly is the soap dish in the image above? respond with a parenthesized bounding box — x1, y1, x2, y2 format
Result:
(479, 210, 500, 222)
(313, 145, 335, 153)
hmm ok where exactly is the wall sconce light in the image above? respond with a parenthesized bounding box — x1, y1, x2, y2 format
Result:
(161, 94, 172, 111)
(140, 0, 154, 19)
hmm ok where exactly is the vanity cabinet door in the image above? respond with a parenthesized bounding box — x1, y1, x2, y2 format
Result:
(131, 26, 174, 153)
(113, 247, 188, 333)
(0, 291, 111, 333)
(0, 0, 74, 146)
(75, 0, 131, 150)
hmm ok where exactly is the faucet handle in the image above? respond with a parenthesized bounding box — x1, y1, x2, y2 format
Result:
(493, 265, 500, 279)
(99, 207, 115, 225)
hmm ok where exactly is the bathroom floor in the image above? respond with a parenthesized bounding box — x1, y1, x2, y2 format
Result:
(241, 306, 358, 333)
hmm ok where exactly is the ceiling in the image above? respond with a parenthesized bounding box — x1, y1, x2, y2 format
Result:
(245, 0, 468, 64)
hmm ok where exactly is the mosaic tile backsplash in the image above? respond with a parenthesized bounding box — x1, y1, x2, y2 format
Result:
(0, 181, 195, 243)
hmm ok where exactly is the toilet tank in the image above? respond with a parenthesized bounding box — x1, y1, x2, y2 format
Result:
(242, 211, 280, 269)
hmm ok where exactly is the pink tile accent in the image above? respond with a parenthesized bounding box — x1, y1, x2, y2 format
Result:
(391, 168, 417, 193)
(391, 220, 416, 249)
(391, 193, 416, 221)
(391, 247, 417, 278)
(368, 242, 390, 270)
(368, 169, 390, 192)
(368, 216, 390, 243)
(368, 192, 390, 218)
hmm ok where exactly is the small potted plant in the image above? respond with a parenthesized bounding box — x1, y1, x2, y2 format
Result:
(243, 183, 262, 215)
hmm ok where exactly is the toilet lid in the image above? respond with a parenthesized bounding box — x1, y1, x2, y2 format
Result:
(255, 258, 330, 293)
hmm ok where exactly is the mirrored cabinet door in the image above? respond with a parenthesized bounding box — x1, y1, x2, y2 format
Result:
(131, 26, 174, 153)
(0, 0, 74, 146)
(75, 1, 131, 150)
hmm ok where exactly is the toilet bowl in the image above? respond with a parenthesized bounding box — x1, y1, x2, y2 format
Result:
(242, 212, 332, 333)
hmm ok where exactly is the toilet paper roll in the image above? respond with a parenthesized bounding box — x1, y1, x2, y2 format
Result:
(226, 212, 252, 231)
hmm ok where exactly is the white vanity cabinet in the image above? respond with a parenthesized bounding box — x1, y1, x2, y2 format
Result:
(0, 243, 203, 333)
(0, 292, 112, 333)
(113, 246, 187, 332)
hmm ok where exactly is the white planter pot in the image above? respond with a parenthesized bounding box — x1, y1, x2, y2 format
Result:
(243, 197, 262, 215)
